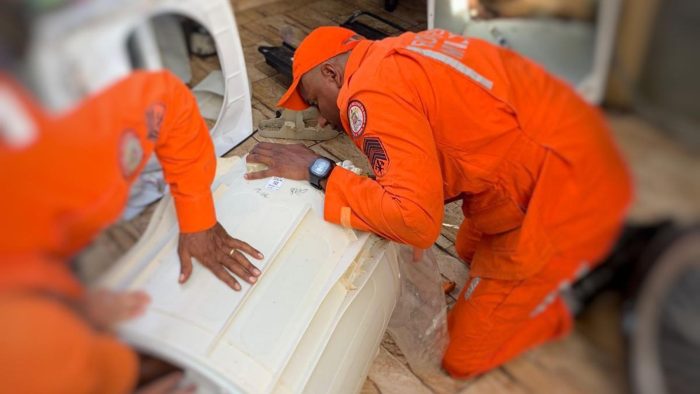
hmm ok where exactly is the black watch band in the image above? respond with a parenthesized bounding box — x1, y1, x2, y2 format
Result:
(309, 157, 336, 191)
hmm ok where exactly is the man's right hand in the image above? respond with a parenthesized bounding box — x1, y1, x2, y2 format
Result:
(178, 222, 263, 291)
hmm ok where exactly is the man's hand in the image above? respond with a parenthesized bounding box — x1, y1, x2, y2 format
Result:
(80, 289, 150, 331)
(178, 222, 264, 291)
(244, 142, 320, 181)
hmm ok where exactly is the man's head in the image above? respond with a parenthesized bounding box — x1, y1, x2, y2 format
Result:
(276, 26, 363, 131)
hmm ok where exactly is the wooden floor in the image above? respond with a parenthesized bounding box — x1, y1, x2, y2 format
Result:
(76, 0, 700, 393)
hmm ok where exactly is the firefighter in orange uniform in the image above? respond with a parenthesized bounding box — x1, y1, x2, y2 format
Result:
(246, 27, 633, 377)
(0, 70, 263, 392)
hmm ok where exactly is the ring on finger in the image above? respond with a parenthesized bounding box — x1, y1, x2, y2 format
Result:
(229, 248, 236, 256)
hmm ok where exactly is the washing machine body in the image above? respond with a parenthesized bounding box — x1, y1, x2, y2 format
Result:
(99, 157, 401, 394)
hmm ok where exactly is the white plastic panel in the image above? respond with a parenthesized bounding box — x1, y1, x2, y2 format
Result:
(303, 244, 400, 394)
(99, 157, 397, 393)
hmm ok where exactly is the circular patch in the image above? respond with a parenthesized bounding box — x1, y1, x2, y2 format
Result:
(119, 129, 143, 179)
(347, 100, 367, 138)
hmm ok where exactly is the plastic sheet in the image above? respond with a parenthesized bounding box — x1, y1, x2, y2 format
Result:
(387, 245, 449, 375)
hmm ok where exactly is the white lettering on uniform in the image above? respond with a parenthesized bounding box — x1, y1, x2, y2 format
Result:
(410, 28, 450, 49)
(422, 29, 445, 37)
(409, 35, 438, 48)
(463, 277, 481, 301)
(444, 31, 464, 40)
(441, 38, 469, 59)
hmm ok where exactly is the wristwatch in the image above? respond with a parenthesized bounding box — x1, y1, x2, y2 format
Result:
(308, 156, 336, 191)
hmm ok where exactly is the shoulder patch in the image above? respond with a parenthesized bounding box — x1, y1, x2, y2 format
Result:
(347, 100, 367, 138)
(363, 136, 390, 177)
(119, 129, 144, 179)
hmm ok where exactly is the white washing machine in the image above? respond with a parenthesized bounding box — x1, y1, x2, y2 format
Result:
(98, 156, 401, 394)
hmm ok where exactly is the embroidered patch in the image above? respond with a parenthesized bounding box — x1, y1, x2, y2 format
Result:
(347, 100, 367, 137)
(145, 102, 166, 141)
(119, 129, 143, 178)
(363, 137, 390, 177)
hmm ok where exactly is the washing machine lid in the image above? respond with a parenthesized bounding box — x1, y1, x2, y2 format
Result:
(99, 157, 369, 393)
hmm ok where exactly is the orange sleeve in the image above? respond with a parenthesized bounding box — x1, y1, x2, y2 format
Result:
(0, 294, 138, 394)
(0, 72, 215, 259)
(324, 91, 444, 249)
(153, 72, 217, 233)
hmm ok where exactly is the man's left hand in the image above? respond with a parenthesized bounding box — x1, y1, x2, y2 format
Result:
(245, 142, 319, 181)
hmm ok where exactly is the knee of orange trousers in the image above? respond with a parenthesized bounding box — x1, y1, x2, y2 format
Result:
(442, 296, 573, 379)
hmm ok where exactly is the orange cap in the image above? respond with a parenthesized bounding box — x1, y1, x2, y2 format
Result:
(277, 26, 363, 110)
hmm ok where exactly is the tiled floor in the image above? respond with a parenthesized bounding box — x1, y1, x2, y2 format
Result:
(77, 0, 700, 393)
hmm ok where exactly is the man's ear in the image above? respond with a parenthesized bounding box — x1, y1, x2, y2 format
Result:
(320, 63, 343, 88)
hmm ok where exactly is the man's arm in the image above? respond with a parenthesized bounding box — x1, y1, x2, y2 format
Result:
(152, 72, 215, 233)
(247, 91, 444, 249)
(324, 92, 444, 248)
(143, 71, 263, 290)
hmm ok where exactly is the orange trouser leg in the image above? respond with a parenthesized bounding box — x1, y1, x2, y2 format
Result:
(442, 258, 580, 378)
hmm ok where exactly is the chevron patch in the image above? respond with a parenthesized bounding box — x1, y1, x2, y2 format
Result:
(363, 137, 390, 177)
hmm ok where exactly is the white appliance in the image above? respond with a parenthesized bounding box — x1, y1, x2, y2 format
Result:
(99, 156, 401, 393)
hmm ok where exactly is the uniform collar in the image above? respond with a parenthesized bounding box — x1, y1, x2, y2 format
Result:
(337, 40, 372, 135)
(337, 40, 372, 111)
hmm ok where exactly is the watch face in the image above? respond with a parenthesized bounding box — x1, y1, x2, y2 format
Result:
(311, 158, 331, 176)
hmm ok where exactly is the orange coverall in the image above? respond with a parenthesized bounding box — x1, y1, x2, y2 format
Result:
(0, 70, 217, 392)
(321, 30, 633, 376)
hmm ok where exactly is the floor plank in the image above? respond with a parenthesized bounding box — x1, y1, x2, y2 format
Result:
(287, 6, 340, 32)
(251, 76, 290, 111)
(441, 201, 464, 243)
(518, 332, 627, 394)
(436, 234, 461, 259)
